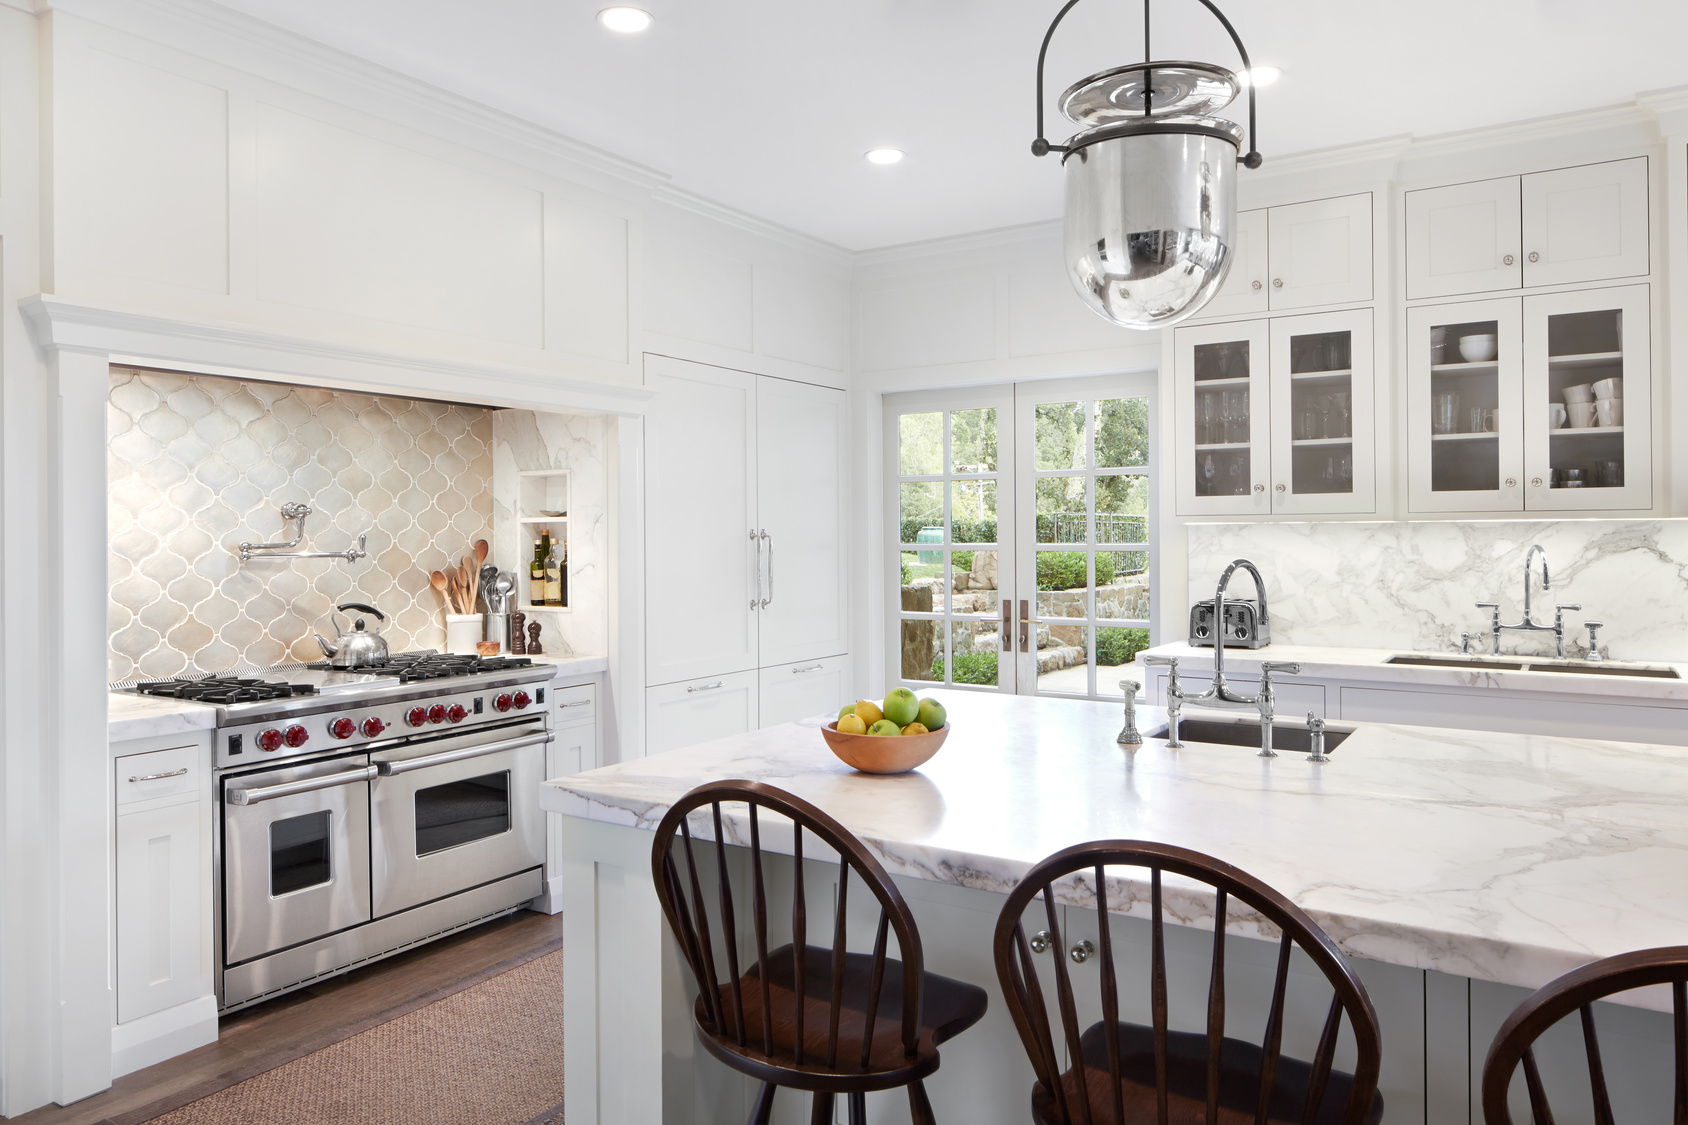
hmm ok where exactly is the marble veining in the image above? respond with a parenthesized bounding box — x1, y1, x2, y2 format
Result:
(108, 693, 218, 742)
(1187, 518, 1688, 663)
(542, 689, 1688, 1005)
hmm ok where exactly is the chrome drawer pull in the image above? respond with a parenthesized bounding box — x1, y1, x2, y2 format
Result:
(791, 664, 823, 674)
(226, 765, 376, 805)
(130, 767, 189, 783)
(562, 700, 591, 708)
(375, 731, 552, 776)
(687, 681, 724, 693)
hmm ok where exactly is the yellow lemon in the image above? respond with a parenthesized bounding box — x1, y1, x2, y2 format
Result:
(835, 713, 867, 736)
(854, 699, 885, 727)
(901, 722, 930, 736)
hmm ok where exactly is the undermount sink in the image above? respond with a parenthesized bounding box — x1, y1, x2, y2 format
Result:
(1144, 717, 1354, 754)
(1385, 654, 1679, 679)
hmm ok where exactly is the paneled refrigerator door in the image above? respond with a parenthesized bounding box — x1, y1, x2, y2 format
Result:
(1407, 299, 1524, 513)
(1267, 309, 1375, 514)
(1174, 319, 1270, 516)
(1523, 284, 1651, 511)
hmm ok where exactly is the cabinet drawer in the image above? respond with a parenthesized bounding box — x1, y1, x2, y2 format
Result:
(645, 670, 759, 756)
(115, 745, 200, 807)
(759, 655, 849, 728)
(552, 682, 596, 726)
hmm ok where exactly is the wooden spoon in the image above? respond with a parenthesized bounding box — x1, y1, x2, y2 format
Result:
(474, 539, 489, 568)
(459, 560, 474, 612)
(430, 570, 450, 608)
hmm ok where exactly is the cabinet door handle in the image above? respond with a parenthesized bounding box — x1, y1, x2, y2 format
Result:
(760, 530, 772, 609)
(1253, 483, 1265, 493)
(1272, 278, 1283, 288)
(1528, 252, 1540, 263)
(129, 767, 188, 783)
(1251, 280, 1262, 290)
(1532, 477, 1544, 487)
(750, 530, 761, 611)
(562, 699, 591, 708)
(791, 664, 823, 674)
(1275, 483, 1286, 493)
(687, 681, 725, 693)
(1503, 254, 1515, 266)
(1505, 477, 1518, 489)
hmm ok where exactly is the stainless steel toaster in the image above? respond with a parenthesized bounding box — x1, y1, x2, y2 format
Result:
(1188, 597, 1270, 648)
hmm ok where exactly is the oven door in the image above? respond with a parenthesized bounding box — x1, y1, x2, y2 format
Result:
(221, 753, 374, 965)
(368, 719, 548, 918)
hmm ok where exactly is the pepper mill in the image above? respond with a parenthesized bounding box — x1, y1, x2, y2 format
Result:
(510, 612, 526, 655)
(526, 619, 543, 655)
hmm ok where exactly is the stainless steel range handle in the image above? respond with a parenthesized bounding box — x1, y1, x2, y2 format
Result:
(375, 730, 552, 776)
(226, 765, 377, 805)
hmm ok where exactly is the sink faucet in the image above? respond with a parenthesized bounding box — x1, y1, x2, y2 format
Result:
(1144, 559, 1301, 758)
(1476, 544, 1581, 658)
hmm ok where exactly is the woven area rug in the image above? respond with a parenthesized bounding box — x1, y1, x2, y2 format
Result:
(136, 947, 565, 1125)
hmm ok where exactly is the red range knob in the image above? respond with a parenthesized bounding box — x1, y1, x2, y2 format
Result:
(513, 690, 531, 710)
(446, 703, 468, 723)
(494, 693, 514, 713)
(283, 725, 309, 748)
(256, 728, 284, 752)
(361, 717, 387, 738)
(407, 707, 428, 728)
(427, 704, 447, 724)
(329, 717, 356, 740)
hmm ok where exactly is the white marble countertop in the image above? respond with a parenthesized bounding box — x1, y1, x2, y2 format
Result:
(108, 693, 218, 742)
(528, 653, 609, 677)
(1138, 641, 1688, 702)
(542, 689, 1688, 1002)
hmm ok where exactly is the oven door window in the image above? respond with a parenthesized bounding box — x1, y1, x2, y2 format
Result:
(271, 811, 333, 896)
(414, 771, 511, 855)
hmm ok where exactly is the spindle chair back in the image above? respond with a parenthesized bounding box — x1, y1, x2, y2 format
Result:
(993, 839, 1382, 1125)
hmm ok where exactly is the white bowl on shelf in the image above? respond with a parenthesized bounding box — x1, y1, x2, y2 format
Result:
(1562, 383, 1595, 405)
(1592, 377, 1623, 401)
(1458, 335, 1497, 362)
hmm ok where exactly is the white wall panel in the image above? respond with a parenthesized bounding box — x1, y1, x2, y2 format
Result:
(857, 274, 994, 370)
(1007, 260, 1139, 357)
(753, 266, 847, 371)
(58, 47, 229, 293)
(643, 243, 754, 351)
(545, 197, 628, 363)
(253, 102, 545, 346)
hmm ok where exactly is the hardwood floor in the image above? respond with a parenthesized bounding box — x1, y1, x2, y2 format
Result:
(8, 910, 564, 1125)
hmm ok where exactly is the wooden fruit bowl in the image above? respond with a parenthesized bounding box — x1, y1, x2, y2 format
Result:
(821, 722, 949, 775)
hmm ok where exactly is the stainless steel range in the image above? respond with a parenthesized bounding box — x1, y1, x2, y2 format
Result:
(126, 652, 555, 1011)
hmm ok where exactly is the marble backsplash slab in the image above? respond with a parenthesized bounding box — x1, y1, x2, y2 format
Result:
(1187, 519, 1688, 663)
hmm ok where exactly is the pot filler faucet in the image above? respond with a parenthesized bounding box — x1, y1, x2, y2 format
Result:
(1472, 544, 1585, 659)
(1142, 559, 1301, 758)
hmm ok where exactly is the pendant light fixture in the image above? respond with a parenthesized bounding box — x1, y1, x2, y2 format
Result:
(1032, 0, 1264, 329)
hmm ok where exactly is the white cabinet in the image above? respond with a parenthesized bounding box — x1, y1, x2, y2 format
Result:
(759, 655, 849, 728)
(644, 670, 760, 757)
(549, 682, 598, 775)
(113, 746, 210, 1025)
(1407, 284, 1650, 513)
(1175, 309, 1374, 516)
(1200, 207, 1269, 320)
(1405, 157, 1648, 299)
(1265, 193, 1373, 310)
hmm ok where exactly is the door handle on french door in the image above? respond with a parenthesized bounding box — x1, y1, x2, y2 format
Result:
(760, 530, 772, 608)
(1000, 601, 1013, 651)
(1019, 599, 1031, 653)
(750, 529, 761, 610)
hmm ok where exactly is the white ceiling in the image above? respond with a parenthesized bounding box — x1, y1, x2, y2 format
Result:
(211, 0, 1688, 252)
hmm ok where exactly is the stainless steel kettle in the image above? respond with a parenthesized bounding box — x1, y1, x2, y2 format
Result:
(314, 602, 391, 669)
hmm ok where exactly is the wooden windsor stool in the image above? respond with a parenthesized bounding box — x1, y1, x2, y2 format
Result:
(650, 779, 988, 1125)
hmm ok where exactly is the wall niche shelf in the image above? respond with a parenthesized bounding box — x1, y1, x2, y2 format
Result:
(515, 468, 570, 613)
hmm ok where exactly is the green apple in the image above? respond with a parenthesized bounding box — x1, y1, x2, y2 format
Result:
(882, 687, 920, 727)
(867, 719, 902, 737)
(916, 698, 947, 731)
(837, 703, 857, 720)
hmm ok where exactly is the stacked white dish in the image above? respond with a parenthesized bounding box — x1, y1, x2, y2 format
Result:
(1560, 377, 1622, 428)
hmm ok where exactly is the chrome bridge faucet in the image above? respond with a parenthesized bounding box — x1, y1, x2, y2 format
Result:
(1476, 544, 1581, 659)
(1143, 559, 1301, 758)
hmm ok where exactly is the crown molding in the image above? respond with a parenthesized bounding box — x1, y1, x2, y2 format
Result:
(648, 186, 852, 267)
(21, 295, 654, 414)
(1402, 100, 1658, 168)
(854, 217, 1063, 272)
(1639, 84, 1688, 135)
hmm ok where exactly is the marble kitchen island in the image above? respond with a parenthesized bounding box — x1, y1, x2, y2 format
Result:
(543, 689, 1688, 1124)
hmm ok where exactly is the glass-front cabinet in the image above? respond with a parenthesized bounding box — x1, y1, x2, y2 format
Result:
(1174, 309, 1374, 516)
(1409, 284, 1650, 512)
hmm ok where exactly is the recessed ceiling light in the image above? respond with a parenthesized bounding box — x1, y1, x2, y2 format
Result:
(1239, 66, 1281, 87)
(865, 148, 905, 165)
(597, 7, 653, 33)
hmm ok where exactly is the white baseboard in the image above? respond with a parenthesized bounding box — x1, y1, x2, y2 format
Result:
(528, 876, 565, 916)
(111, 995, 219, 1078)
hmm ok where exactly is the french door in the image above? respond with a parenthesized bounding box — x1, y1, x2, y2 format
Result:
(884, 373, 1157, 700)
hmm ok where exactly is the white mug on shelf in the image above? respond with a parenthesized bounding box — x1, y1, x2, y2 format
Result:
(1548, 403, 1567, 429)
(1592, 377, 1623, 401)
(1595, 398, 1624, 427)
(1563, 383, 1595, 405)
(1568, 402, 1598, 428)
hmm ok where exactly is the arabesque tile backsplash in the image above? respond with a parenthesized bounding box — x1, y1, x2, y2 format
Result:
(108, 368, 494, 681)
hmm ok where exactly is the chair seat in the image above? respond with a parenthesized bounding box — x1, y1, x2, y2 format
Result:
(1032, 1020, 1384, 1125)
(694, 943, 988, 1087)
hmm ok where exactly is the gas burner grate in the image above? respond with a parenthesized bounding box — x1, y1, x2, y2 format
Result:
(132, 676, 319, 703)
(303, 653, 534, 684)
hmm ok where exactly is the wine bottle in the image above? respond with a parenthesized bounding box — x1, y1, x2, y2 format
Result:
(530, 536, 547, 607)
(544, 538, 562, 607)
(559, 537, 569, 608)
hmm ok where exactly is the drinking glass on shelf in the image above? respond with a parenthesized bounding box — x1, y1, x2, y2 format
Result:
(1234, 390, 1250, 443)
(1333, 391, 1352, 439)
(1298, 400, 1317, 440)
(1200, 392, 1218, 445)
(1339, 451, 1353, 490)
(1316, 396, 1333, 439)
(1433, 392, 1459, 435)
(1227, 458, 1244, 494)
(1466, 406, 1484, 434)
